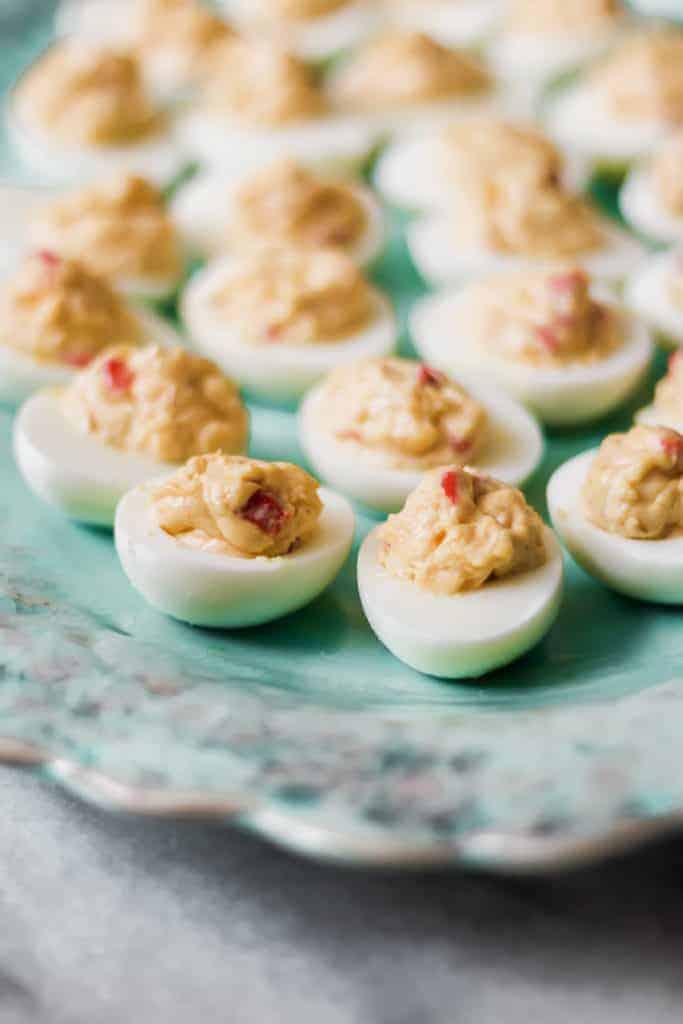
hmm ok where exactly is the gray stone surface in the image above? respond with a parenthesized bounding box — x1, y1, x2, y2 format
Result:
(1, 768, 682, 1023)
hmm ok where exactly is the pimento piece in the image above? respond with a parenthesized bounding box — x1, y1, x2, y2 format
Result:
(669, 349, 683, 371)
(536, 325, 559, 353)
(418, 364, 444, 387)
(449, 435, 471, 455)
(660, 431, 683, 467)
(103, 357, 135, 393)
(240, 489, 287, 536)
(441, 469, 459, 505)
(548, 269, 586, 293)
(35, 249, 60, 269)
(265, 323, 284, 343)
(64, 351, 93, 368)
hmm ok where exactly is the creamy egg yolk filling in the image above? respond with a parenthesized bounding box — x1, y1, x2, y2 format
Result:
(229, 160, 367, 253)
(378, 467, 547, 595)
(0, 253, 141, 367)
(263, 0, 352, 19)
(312, 356, 488, 469)
(653, 137, 683, 215)
(582, 424, 683, 539)
(17, 43, 162, 146)
(333, 31, 491, 111)
(30, 173, 183, 284)
(151, 453, 323, 557)
(508, 0, 620, 33)
(61, 344, 248, 463)
(440, 119, 564, 194)
(207, 248, 375, 345)
(201, 38, 326, 126)
(590, 30, 683, 123)
(465, 268, 620, 366)
(133, 0, 234, 72)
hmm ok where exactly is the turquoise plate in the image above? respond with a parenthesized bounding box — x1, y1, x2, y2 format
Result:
(2, 5, 683, 873)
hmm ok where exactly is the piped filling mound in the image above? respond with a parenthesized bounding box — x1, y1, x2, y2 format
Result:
(314, 357, 488, 468)
(583, 424, 683, 539)
(30, 173, 183, 283)
(509, 0, 620, 34)
(17, 42, 161, 145)
(229, 159, 367, 253)
(465, 267, 620, 366)
(591, 30, 683, 123)
(441, 119, 563, 195)
(652, 136, 683, 216)
(257, 0, 351, 20)
(453, 176, 605, 258)
(62, 344, 248, 463)
(207, 247, 375, 345)
(134, 0, 234, 79)
(201, 38, 326, 125)
(0, 252, 140, 366)
(333, 31, 491, 111)
(654, 352, 683, 421)
(152, 453, 322, 557)
(379, 467, 547, 594)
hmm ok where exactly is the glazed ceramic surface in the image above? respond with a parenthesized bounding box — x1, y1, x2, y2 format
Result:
(2, 6, 683, 872)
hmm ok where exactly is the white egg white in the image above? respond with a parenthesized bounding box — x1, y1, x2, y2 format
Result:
(407, 212, 645, 288)
(373, 130, 591, 213)
(620, 164, 683, 245)
(115, 481, 354, 627)
(548, 449, 683, 603)
(219, 0, 381, 61)
(181, 257, 397, 403)
(411, 288, 653, 426)
(389, 0, 504, 48)
(7, 55, 185, 187)
(544, 80, 674, 169)
(0, 306, 179, 408)
(298, 377, 544, 512)
(55, 0, 138, 45)
(634, 401, 683, 433)
(626, 251, 683, 349)
(170, 169, 386, 266)
(357, 524, 563, 678)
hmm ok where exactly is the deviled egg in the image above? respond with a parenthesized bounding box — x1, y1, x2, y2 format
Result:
(57, 0, 235, 98)
(412, 267, 653, 425)
(407, 175, 644, 287)
(626, 250, 683, 349)
(329, 30, 505, 137)
(178, 36, 377, 175)
(636, 351, 683, 432)
(171, 158, 385, 266)
(8, 42, 183, 186)
(219, 0, 381, 61)
(0, 251, 179, 406)
(0, 172, 186, 304)
(181, 247, 396, 403)
(490, 0, 626, 100)
(14, 344, 248, 526)
(358, 466, 563, 678)
(548, 424, 683, 603)
(116, 452, 354, 627)
(386, 0, 504, 49)
(299, 356, 543, 512)
(620, 135, 683, 245)
(545, 29, 683, 172)
(374, 116, 590, 214)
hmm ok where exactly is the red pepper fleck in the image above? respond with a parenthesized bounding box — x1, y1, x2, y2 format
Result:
(103, 357, 135, 392)
(536, 325, 559, 352)
(36, 249, 60, 268)
(418, 364, 444, 387)
(548, 269, 586, 293)
(661, 433, 683, 464)
(240, 489, 288, 536)
(337, 429, 362, 441)
(441, 470, 459, 504)
(449, 435, 471, 454)
(64, 351, 93, 368)
(265, 323, 284, 343)
(669, 349, 683, 370)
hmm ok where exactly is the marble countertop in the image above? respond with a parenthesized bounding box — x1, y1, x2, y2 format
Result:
(1, 767, 682, 1024)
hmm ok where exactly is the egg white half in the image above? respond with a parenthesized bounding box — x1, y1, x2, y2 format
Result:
(490, 23, 624, 91)
(407, 213, 645, 288)
(0, 306, 179, 408)
(181, 258, 397, 403)
(620, 165, 683, 245)
(374, 131, 591, 213)
(548, 448, 683, 603)
(389, 0, 504, 48)
(115, 481, 354, 627)
(626, 251, 683, 349)
(635, 401, 683, 433)
(220, 0, 381, 60)
(357, 524, 563, 678)
(170, 169, 386, 266)
(544, 81, 674, 168)
(411, 288, 653, 426)
(298, 377, 544, 512)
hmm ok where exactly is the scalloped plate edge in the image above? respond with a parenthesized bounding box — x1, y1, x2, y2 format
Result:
(2, 736, 682, 873)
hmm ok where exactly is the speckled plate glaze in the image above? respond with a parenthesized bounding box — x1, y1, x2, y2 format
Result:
(2, 6, 683, 873)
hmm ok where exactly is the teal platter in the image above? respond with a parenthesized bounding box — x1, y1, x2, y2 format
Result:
(2, 4, 683, 872)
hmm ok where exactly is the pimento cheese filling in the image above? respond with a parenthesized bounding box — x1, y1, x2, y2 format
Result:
(441, 119, 564, 196)
(591, 30, 683, 123)
(509, 0, 621, 33)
